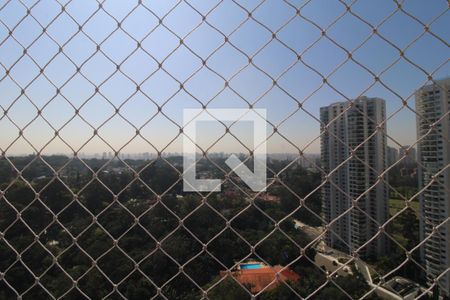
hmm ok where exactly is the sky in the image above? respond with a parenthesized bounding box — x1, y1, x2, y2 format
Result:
(0, 0, 448, 155)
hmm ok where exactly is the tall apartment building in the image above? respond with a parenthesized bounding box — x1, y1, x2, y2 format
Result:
(415, 78, 450, 296)
(320, 97, 389, 258)
(387, 146, 399, 166)
(399, 145, 417, 165)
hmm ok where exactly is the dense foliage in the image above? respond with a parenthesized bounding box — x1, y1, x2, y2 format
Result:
(0, 155, 385, 299)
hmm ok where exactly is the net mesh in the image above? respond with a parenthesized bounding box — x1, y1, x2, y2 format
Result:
(0, 0, 449, 299)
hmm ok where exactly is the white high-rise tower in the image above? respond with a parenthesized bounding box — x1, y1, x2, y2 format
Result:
(416, 78, 450, 296)
(320, 97, 389, 258)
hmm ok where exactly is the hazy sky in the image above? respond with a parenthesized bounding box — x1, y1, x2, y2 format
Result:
(0, 0, 448, 155)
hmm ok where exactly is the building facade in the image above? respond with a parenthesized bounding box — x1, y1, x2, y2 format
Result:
(387, 146, 399, 166)
(416, 78, 450, 296)
(320, 97, 389, 258)
(399, 145, 417, 165)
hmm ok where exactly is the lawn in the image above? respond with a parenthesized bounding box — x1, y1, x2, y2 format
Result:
(389, 198, 420, 216)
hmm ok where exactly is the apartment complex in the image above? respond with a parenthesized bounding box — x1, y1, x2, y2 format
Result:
(399, 145, 417, 165)
(320, 97, 389, 258)
(387, 146, 399, 166)
(415, 78, 450, 296)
